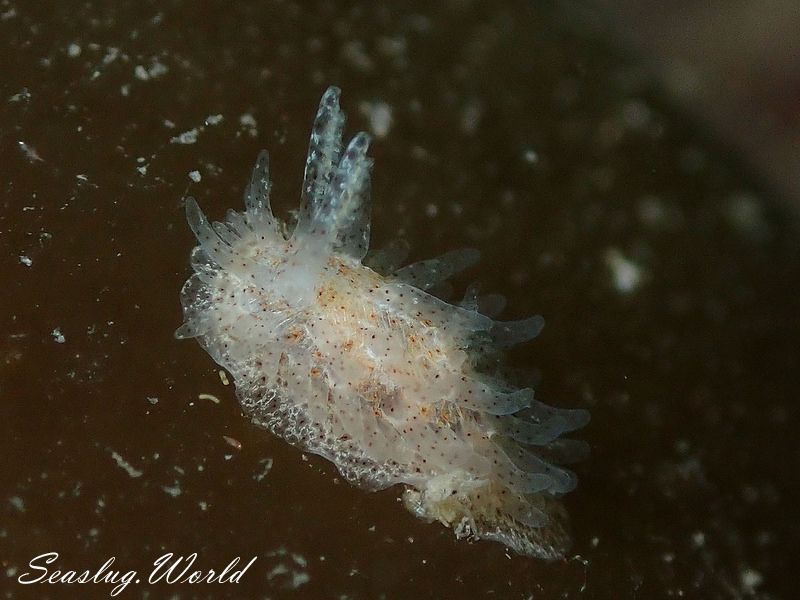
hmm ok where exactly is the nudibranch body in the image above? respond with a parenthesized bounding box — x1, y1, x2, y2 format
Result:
(177, 87, 589, 559)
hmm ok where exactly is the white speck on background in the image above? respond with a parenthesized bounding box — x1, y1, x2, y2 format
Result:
(101, 46, 119, 66)
(17, 141, 43, 162)
(341, 40, 374, 72)
(267, 564, 289, 580)
(9, 88, 31, 102)
(239, 113, 258, 138)
(292, 553, 307, 568)
(134, 59, 169, 81)
(604, 248, 644, 294)
(9, 496, 25, 512)
(523, 148, 539, 164)
(290, 572, 310, 588)
(162, 482, 182, 497)
(67, 43, 81, 57)
(51, 328, 66, 343)
(109, 450, 143, 478)
(171, 128, 199, 145)
(740, 568, 763, 593)
(254, 457, 273, 482)
(19, 255, 32, 267)
(188, 170, 201, 182)
(205, 114, 223, 126)
(691, 531, 706, 548)
(361, 101, 392, 138)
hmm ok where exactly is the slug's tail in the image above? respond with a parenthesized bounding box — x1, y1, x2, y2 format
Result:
(402, 476, 573, 560)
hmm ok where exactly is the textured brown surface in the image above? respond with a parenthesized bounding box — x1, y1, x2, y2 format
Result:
(1, 2, 798, 599)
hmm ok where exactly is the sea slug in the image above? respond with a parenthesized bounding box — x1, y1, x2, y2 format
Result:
(176, 87, 589, 559)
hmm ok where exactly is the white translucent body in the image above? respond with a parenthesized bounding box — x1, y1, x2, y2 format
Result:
(177, 87, 589, 559)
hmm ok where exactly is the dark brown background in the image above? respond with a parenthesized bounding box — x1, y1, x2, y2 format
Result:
(1, 2, 797, 599)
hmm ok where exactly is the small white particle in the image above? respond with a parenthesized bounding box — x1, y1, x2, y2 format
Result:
(292, 554, 307, 568)
(51, 328, 66, 343)
(361, 101, 393, 138)
(239, 113, 258, 138)
(523, 149, 539, 164)
(188, 170, 202, 183)
(255, 457, 274, 482)
(341, 40, 374, 72)
(290, 571, 310, 588)
(219, 370, 230, 385)
(9, 88, 31, 102)
(740, 568, 763, 592)
(424, 203, 438, 218)
(19, 255, 32, 267)
(223, 435, 242, 451)
(205, 114, 224, 126)
(162, 482, 182, 497)
(198, 393, 220, 404)
(148, 60, 168, 79)
(102, 47, 119, 65)
(171, 128, 200, 145)
(109, 450, 143, 478)
(67, 43, 82, 58)
(604, 248, 644, 294)
(267, 564, 289, 580)
(9, 496, 25, 512)
(147, 396, 159, 405)
(135, 60, 169, 80)
(17, 141, 43, 162)
(136, 164, 148, 176)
